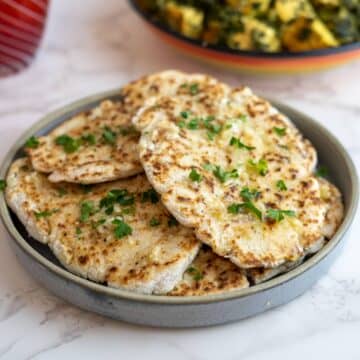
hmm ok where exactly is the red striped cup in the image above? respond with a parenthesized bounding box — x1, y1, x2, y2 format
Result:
(0, 0, 49, 77)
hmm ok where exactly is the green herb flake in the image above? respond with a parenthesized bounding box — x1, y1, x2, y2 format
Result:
(276, 180, 287, 191)
(76, 227, 82, 235)
(315, 165, 329, 178)
(0, 180, 6, 191)
(240, 187, 260, 201)
(79, 201, 96, 222)
(187, 118, 200, 130)
(102, 126, 117, 145)
(189, 168, 202, 182)
(227, 202, 262, 220)
(213, 166, 238, 183)
(122, 206, 136, 215)
(273, 127, 286, 136)
(177, 120, 186, 128)
(149, 217, 161, 227)
(91, 218, 106, 229)
(239, 114, 248, 122)
(202, 163, 215, 172)
(141, 188, 159, 204)
(203, 117, 222, 140)
(112, 218, 133, 239)
(248, 159, 268, 176)
(25, 136, 39, 149)
(266, 209, 296, 222)
(168, 216, 179, 227)
(189, 83, 199, 95)
(180, 111, 189, 119)
(187, 267, 203, 281)
(34, 208, 59, 220)
(81, 133, 96, 145)
(230, 137, 255, 151)
(55, 134, 81, 153)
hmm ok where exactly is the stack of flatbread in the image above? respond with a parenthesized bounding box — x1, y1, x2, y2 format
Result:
(5, 71, 343, 296)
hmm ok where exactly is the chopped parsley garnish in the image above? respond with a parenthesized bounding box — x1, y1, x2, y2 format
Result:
(187, 118, 200, 130)
(202, 163, 216, 172)
(112, 218, 132, 239)
(149, 217, 161, 227)
(79, 201, 96, 222)
(238, 114, 248, 122)
(189, 83, 199, 95)
(101, 189, 134, 207)
(100, 189, 135, 215)
(177, 120, 186, 128)
(81, 133, 96, 145)
(168, 216, 179, 227)
(273, 127, 286, 136)
(248, 158, 268, 176)
(102, 126, 117, 145)
(25, 136, 39, 149)
(187, 267, 203, 281)
(229, 137, 255, 151)
(91, 218, 106, 229)
(315, 165, 329, 178)
(122, 206, 136, 215)
(227, 202, 262, 220)
(276, 180, 287, 191)
(141, 189, 160, 204)
(34, 209, 58, 220)
(213, 166, 238, 183)
(203, 116, 222, 140)
(177, 114, 222, 140)
(57, 187, 67, 197)
(189, 168, 202, 182)
(141, 188, 159, 204)
(0, 180, 6, 191)
(180, 111, 189, 119)
(240, 187, 260, 201)
(76, 227, 82, 235)
(266, 209, 296, 222)
(55, 134, 81, 153)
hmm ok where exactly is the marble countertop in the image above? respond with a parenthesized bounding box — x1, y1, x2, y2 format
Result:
(0, 1, 359, 359)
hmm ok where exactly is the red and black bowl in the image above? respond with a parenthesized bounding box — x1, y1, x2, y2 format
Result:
(129, 0, 360, 74)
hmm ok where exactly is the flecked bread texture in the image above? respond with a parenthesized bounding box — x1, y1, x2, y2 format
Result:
(134, 86, 343, 269)
(6, 158, 201, 294)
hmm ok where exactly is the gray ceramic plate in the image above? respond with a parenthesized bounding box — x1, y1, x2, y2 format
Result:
(0, 89, 358, 328)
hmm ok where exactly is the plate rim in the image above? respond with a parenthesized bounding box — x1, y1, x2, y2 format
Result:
(0, 88, 358, 305)
(128, 0, 360, 59)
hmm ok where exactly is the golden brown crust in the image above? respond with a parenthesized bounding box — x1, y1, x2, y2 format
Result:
(169, 246, 249, 296)
(135, 86, 343, 269)
(6, 158, 201, 294)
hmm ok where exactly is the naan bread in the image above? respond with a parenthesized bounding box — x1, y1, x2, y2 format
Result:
(27, 100, 142, 184)
(134, 86, 341, 269)
(6, 158, 200, 294)
(27, 70, 228, 185)
(245, 177, 343, 284)
(169, 246, 249, 296)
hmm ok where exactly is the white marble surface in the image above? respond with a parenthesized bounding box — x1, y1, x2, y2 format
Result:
(0, 1, 360, 359)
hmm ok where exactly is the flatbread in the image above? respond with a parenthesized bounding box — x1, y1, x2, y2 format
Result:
(169, 246, 249, 296)
(6, 158, 201, 294)
(27, 100, 142, 184)
(27, 70, 228, 185)
(247, 177, 344, 284)
(134, 87, 339, 269)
